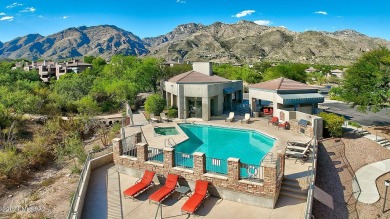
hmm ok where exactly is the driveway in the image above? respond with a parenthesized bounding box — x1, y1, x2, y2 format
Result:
(320, 100, 390, 126)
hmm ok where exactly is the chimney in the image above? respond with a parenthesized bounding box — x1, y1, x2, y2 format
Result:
(193, 62, 213, 76)
(43, 60, 46, 66)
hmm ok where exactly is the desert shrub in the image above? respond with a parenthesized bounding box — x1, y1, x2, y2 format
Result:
(319, 112, 344, 137)
(23, 136, 53, 168)
(144, 94, 165, 115)
(0, 149, 28, 182)
(348, 121, 362, 128)
(56, 133, 86, 164)
(167, 108, 178, 118)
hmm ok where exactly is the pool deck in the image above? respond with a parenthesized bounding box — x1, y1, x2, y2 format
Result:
(138, 114, 311, 156)
(98, 113, 313, 218)
(141, 123, 189, 149)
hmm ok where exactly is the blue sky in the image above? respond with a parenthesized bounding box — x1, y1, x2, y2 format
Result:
(1, 0, 390, 42)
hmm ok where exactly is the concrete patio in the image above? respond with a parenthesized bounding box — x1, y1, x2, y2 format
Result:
(83, 112, 314, 219)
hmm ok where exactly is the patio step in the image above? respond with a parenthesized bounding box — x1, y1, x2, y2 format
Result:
(280, 178, 308, 200)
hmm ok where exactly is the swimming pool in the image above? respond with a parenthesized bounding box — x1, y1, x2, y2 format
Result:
(175, 124, 275, 165)
(154, 127, 179, 136)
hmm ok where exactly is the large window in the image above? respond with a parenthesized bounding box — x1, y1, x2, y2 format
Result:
(188, 97, 202, 118)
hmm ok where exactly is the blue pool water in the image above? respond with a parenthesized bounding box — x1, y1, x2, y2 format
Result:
(175, 124, 275, 165)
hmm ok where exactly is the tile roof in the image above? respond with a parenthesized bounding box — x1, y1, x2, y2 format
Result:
(168, 71, 230, 83)
(249, 77, 316, 91)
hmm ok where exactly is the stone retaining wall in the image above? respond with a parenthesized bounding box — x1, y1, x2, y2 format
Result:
(113, 138, 285, 208)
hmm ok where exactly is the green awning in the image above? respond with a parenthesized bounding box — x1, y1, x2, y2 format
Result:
(223, 87, 235, 94)
(278, 93, 325, 105)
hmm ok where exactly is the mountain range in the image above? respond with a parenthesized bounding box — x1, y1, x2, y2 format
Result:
(1, 21, 389, 65)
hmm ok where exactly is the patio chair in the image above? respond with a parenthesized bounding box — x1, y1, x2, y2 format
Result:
(287, 138, 313, 147)
(150, 113, 159, 123)
(160, 112, 169, 122)
(268, 117, 278, 126)
(285, 147, 311, 163)
(263, 108, 273, 116)
(241, 113, 251, 123)
(148, 174, 179, 204)
(123, 170, 155, 200)
(225, 112, 235, 122)
(277, 121, 289, 130)
(287, 140, 312, 152)
(181, 180, 210, 215)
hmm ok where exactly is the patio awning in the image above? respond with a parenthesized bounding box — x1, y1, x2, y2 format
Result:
(223, 87, 235, 94)
(278, 93, 325, 105)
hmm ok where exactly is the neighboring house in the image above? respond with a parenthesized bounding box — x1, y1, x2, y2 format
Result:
(329, 69, 344, 78)
(163, 59, 184, 67)
(305, 66, 317, 73)
(14, 59, 92, 82)
(54, 59, 92, 79)
(248, 77, 325, 115)
(162, 62, 243, 121)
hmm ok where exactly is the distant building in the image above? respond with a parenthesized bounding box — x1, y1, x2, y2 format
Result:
(163, 59, 184, 67)
(14, 59, 92, 82)
(305, 66, 317, 73)
(162, 62, 243, 121)
(329, 69, 345, 78)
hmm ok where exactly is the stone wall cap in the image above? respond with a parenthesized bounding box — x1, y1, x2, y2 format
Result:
(227, 157, 240, 162)
(193, 152, 205, 156)
(163, 147, 174, 152)
(113, 138, 122, 142)
(136, 143, 148, 146)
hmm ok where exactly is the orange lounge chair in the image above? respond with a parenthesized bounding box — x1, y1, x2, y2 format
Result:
(181, 180, 210, 215)
(149, 174, 179, 204)
(278, 121, 289, 129)
(268, 116, 278, 126)
(123, 170, 155, 199)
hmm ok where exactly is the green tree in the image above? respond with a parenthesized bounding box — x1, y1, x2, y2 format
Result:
(341, 48, 390, 112)
(145, 94, 166, 115)
(319, 112, 344, 137)
(262, 63, 307, 82)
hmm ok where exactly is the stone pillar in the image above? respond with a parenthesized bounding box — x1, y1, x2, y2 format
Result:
(112, 138, 122, 163)
(202, 97, 210, 121)
(193, 152, 206, 177)
(227, 158, 240, 183)
(163, 147, 174, 169)
(136, 143, 148, 164)
(134, 132, 142, 144)
(276, 150, 285, 178)
(262, 162, 277, 198)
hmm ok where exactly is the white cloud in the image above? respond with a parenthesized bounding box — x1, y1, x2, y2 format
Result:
(176, 0, 186, 3)
(20, 7, 35, 13)
(0, 12, 5, 16)
(63, 16, 69, 19)
(314, 11, 328, 15)
(233, 10, 255, 18)
(0, 16, 14, 21)
(6, 2, 23, 9)
(254, 20, 271, 26)
(279, 26, 286, 28)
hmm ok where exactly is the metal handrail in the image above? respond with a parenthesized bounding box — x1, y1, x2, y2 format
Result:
(261, 152, 274, 163)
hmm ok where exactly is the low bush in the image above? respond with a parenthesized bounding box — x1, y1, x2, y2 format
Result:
(145, 94, 166, 115)
(319, 112, 344, 137)
(167, 108, 178, 118)
(348, 121, 361, 128)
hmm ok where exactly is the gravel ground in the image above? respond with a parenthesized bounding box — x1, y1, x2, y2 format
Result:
(313, 132, 390, 219)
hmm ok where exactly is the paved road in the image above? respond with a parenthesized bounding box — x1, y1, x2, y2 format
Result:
(320, 100, 390, 126)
